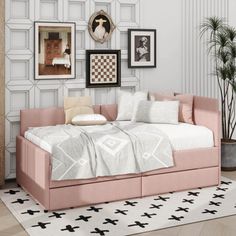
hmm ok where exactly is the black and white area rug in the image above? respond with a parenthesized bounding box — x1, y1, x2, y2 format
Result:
(1, 177, 236, 236)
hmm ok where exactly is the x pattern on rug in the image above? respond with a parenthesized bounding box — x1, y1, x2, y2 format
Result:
(1, 178, 236, 236)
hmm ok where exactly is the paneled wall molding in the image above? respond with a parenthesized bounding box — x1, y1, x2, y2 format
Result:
(4, 0, 142, 179)
(181, 0, 229, 98)
(0, 0, 5, 186)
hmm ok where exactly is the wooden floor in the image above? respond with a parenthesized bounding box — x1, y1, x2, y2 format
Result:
(1, 171, 236, 236)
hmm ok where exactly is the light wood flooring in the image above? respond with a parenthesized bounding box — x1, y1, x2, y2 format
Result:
(1, 171, 236, 236)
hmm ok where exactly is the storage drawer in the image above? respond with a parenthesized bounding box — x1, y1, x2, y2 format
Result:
(50, 177, 141, 210)
(143, 147, 219, 176)
(142, 167, 219, 197)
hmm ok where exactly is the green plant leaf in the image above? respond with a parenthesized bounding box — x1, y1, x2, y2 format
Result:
(229, 80, 236, 93)
(200, 16, 236, 140)
(217, 66, 228, 80)
(218, 50, 230, 64)
(224, 26, 236, 42)
(200, 16, 225, 39)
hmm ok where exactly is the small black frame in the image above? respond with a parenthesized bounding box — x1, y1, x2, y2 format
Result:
(86, 50, 121, 88)
(128, 28, 156, 68)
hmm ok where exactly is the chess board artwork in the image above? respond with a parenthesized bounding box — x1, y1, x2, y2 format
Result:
(91, 54, 117, 83)
(86, 50, 121, 88)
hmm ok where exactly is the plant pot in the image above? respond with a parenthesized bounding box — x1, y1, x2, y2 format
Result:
(221, 139, 236, 171)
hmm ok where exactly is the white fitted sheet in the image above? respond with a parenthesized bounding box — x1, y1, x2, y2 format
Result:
(24, 122, 214, 153)
(150, 123, 214, 150)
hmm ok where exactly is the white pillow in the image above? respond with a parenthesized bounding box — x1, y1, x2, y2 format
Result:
(133, 100, 179, 124)
(116, 91, 148, 121)
(72, 114, 107, 126)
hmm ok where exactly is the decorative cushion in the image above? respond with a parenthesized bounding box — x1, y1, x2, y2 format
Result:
(100, 104, 118, 121)
(150, 93, 194, 124)
(116, 91, 148, 121)
(64, 96, 94, 124)
(133, 100, 179, 124)
(72, 114, 107, 126)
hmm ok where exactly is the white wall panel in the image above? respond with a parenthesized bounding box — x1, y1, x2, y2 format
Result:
(116, 0, 140, 27)
(92, 0, 114, 14)
(63, 81, 85, 97)
(64, 0, 89, 25)
(76, 25, 90, 54)
(6, 55, 33, 86)
(115, 26, 132, 56)
(10, 0, 29, 19)
(119, 30, 127, 50)
(5, 148, 16, 179)
(35, 84, 64, 108)
(35, 0, 63, 21)
(6, 0, 34, 24)
(5, 24, 33, 55)
(5, 0, 141, 179)
(5, 117, 20, 148)
(181, 0, 229, 98)
(6, 85, 34, 117)
(6, 24, 33, 55)
(68, 88, 84, 97)
(75, 59, 86, 79)
(121, 59, 135, 77)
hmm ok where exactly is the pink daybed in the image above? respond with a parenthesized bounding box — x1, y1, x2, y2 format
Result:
(16, 95, 221, 210)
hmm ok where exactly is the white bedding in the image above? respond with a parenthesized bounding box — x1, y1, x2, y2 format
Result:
(25, 123, 175, 180)
(151, 123, 214, 150)
(24, 122, 214, 154)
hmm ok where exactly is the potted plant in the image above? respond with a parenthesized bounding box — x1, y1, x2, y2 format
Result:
(201, 17, 236, 170)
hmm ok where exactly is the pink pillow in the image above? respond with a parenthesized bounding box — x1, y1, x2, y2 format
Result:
(149, 93, 194, 124)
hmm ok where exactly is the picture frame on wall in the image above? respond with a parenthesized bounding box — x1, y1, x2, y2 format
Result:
(34, 22, 76, 80)
(128, 29, 156, 68)
(86, 50, 121, 88)
(88, 10, 116, 44)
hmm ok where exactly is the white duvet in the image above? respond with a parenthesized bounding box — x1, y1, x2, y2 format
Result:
(25, 122, 175, 180)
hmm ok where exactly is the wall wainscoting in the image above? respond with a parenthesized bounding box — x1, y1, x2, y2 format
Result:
(181, 0, 229, 98)
(0, 0, 5, 185)
(4, 0, 142, 179)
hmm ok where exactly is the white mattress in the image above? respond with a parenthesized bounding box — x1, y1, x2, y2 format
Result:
(151, 122, 214, 151)
(24, 122, 214, 153)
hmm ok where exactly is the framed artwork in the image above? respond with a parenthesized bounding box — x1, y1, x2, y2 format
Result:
(128, 29, 156, 68)
(34, 22, 76, 80)
(86, 50, 121, 88)
(88, 10, 116, 44)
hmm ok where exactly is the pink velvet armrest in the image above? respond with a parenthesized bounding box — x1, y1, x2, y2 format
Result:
(193, 96, 220, 147)
(16, 135, 51, 208)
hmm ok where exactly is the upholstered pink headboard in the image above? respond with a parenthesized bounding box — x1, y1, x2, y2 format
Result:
(20, 104, 117, 136)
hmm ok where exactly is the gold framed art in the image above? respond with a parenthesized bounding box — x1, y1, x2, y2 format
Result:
(88, 10, 116, 44)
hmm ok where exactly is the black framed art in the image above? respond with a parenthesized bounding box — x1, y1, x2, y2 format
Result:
(86, 50, 121, 88)
(34, 21, 76, 80)
(128, 29, 156, 68)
